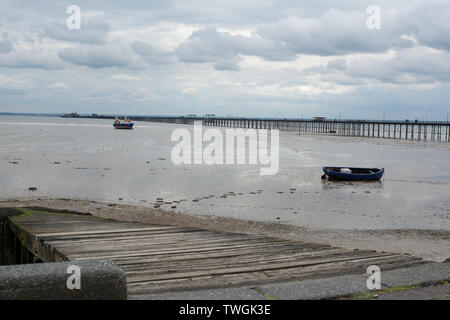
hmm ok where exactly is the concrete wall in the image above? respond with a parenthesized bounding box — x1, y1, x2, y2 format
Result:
(0, 260, 127, 300)
(0, 208, 23, 265)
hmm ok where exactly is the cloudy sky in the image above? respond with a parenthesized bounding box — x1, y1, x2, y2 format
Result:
(0, 0, 449, 120)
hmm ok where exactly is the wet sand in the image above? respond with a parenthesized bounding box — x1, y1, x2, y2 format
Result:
(1, 198, 449, 262)
(1, 115, 450, 262)
(1, 116, 450, 230)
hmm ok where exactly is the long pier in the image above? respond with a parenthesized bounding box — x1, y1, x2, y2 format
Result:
(66, 114, 450, 142)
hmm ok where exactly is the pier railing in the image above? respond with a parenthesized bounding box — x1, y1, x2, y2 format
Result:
(203, 118, 450, 142)
(77, 115, 450, 142)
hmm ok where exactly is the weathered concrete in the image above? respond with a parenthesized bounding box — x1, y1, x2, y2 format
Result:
(257, 261, 450, 300)
(136, 262, 450, 300)
(133, 287, 265, 300)
(0, 260, 127, 300)
(375, 283, 450, 300)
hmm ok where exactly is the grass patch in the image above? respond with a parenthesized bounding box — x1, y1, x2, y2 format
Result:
(8, 207, 92, 223)
(382, 284, 420, 294)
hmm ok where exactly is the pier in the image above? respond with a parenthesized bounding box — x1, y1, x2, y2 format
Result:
(2, 208, 429, 299)
(75, 114, 450, 142)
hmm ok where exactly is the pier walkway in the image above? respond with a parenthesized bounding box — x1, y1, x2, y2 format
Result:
(74, 114, 450, 142)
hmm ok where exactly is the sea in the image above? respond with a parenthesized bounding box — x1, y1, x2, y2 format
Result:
(1, 114, 449, 231)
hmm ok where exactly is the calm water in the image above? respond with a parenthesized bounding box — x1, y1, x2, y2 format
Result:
(1, 115, 449, 230)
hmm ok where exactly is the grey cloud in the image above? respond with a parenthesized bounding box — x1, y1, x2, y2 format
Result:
(0, 74, 33, 95)
(58, 45, 130, 68)
(0, 48, 64, 70)
(175, 28, 295, 70)
(327, 59, 347, 70)
(175, 28, 240, 63)
(44, 15, 110, 44)
(0, 39, 13, 53)
(320, 47, 450, 85)
(1, 0, 450, 119)
(258, 10, 414, 56)
(174, 6, 420, 70)
(132, 41, 176, 64)
(0, 88, 27, 95)
(214, 57, 241, 71)
(402, 2, 450, 52)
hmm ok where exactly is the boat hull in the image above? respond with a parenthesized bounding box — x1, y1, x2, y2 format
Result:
(323, 167, 384, 181)
(113, 123, 134, 129)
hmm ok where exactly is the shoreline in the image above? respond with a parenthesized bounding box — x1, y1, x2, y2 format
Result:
(1, 197, 449, 262)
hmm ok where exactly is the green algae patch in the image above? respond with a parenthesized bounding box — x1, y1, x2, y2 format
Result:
(8, 207, 92, 223)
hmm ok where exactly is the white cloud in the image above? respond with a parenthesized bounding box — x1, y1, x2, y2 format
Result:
(1, 0, 450, 118)
(49, 82, 70, 89)
(44, 14, 110, 45)
(132, 41, 176, 64)
(58, 45, 131, 68)
(111, 74, 140, 81)
(0, 74, 34, 94)
(0, 46, 64, 70)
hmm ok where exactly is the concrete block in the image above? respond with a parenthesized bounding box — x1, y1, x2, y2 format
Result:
(0, 260, 127, 300)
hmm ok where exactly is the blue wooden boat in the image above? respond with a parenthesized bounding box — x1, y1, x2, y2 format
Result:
(322, 167, 384, 181)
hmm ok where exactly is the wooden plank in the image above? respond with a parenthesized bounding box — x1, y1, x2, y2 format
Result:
(44, 230, 264, 245)
(35, 227, 186, 237)
(66, 241, 297, 260)
(118, 248, 355, 273)
(111, 243, 332, 266)
(127, 257, 424, 295)
(51, 236, 289, 254)
(125, 252, 403, 283)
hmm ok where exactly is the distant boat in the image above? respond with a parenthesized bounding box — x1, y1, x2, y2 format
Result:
(61, 112, 79, 118)
(113, 116, 134, 129)
(322, 167, 384, 181)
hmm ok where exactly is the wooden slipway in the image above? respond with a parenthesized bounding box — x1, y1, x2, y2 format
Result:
(9, 210, 425, 297)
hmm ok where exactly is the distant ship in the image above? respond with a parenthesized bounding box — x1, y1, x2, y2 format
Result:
(61, 112, 79, 118)
(113, 116, 134, 129)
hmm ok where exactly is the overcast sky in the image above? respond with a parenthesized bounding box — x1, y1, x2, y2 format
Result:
(0, 0, 449, 120)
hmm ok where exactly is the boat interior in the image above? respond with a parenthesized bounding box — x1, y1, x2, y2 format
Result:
(326, 167, 382, 174)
